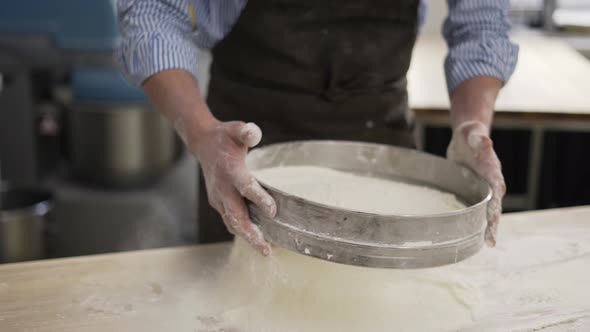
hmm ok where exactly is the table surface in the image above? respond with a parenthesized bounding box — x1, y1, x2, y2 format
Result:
(408, 32, 590, 116)
(1, 206, 590, 331)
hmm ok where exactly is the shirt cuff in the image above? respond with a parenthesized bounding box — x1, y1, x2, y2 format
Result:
(116, 33, 200, 86)
(445, 32, 519, 93)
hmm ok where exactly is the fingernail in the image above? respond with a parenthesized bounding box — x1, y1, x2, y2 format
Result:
(240, 123, 262, 147)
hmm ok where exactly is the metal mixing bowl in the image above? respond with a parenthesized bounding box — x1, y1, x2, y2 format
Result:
(246, 141, 491, 269)
(68, 102, 179, 188)
(0, 185, 52, 263)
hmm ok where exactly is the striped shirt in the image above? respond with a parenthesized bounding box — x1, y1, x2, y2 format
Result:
(116, 0, 518, 93)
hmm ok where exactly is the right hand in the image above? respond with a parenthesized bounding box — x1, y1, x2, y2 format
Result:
(192, 120, 277, 256)
(139, 70, 275, 255)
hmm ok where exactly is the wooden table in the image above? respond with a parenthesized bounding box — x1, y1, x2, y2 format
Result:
(1, 206, 590, 331)
(408, 32, 590, 210)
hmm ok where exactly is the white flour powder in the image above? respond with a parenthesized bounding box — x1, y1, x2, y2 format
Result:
(254, 165, 465, 215)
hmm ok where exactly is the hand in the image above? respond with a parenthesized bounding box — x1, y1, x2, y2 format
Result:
(191, 120, 277, 255)
(140, 70, 275, 255)
(447, 121, 506, 247)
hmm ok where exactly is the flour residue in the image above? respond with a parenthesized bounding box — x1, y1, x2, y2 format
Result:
(253, 165, 465, 215)
(195, 218, 590, 332)
(202, 239, 478, 332)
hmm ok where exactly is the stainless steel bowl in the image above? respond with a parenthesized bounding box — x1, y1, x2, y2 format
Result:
(246, 141, 491, 269)
(69, 102, 179, 188)
(0, 185, 52, 263)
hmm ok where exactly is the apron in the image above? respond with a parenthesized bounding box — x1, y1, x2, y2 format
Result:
(198, 0, 420, 243)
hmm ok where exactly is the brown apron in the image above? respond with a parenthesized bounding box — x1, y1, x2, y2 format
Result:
(199, 0, 420, 243)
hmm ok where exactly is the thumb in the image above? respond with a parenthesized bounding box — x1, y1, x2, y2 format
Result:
(467, 131, 493, 151)
(224, 122, 263, 148)
(457, 121, 488, 144)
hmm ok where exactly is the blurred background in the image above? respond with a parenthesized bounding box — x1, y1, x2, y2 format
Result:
(0, 0, 589, 263)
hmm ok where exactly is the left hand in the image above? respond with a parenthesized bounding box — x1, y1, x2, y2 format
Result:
(447, 121, 506, 247)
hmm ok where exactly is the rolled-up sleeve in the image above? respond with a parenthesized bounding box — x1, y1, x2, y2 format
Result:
(116, 0, 200, 85)
(443, 0, 519, 93)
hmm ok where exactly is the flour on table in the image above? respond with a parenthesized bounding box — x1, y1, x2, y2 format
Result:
(253, 165, 465, 215)
(207, 238, 480, 332)
(199, 225, 590, 332)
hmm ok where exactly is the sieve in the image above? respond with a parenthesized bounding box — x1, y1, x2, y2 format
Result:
(246, 141, 491, 269)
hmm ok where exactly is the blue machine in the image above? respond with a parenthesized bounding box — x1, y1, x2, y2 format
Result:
(0, 0, 145, 102)
(0, 0, 120, 51)
(0, 0, 146, 185)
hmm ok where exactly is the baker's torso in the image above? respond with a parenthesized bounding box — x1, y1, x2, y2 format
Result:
(208, 0, 420, 147)
(199, 0, 421, 242)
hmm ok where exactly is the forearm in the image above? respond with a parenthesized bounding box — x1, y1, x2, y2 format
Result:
(449, 76, 502, 131)
(142, 69, 218, 149)
(443, 0, 518, 108)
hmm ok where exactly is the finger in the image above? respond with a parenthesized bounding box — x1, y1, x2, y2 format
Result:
(208, 194, 236, 235)
(221, 216, 237, 235)
(222, 210, 271, 256)
(485, 203, 500, 247)
(485, 214, 499, 247)
(224, 121, 263, 148)
(239, 122, 262, 147)
(485, 225, 497, 247)
(231, 165, 277, 218)
(467, 130, 493, 152)
(459, 121, 489, 140)
(470, 135, 504, 248)
(485, 182, 504, 247)
(447, 122, 489, 163)
(222, 190, 271, 256)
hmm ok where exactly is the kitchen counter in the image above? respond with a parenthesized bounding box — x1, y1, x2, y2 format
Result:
(1, 206, 590, 331)
(408, 32, 590, 117)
